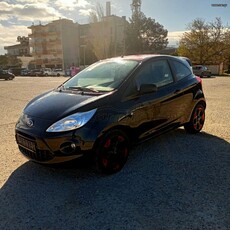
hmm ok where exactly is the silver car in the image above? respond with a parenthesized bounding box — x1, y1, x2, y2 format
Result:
(192, 65, 212, 77)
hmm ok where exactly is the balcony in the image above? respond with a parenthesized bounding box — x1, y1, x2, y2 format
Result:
(47, 31, 61, 36)
(47, 39, 62, 46)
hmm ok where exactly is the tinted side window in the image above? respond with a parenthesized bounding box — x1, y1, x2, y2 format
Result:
(136, 59, 173, 88)
(171, 60, 192, 81)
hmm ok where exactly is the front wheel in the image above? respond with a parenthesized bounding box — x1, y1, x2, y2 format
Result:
(184, 104, 205, 134)
(96, 129, 130, 174)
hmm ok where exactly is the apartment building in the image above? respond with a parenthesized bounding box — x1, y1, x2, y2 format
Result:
(28, 19, 79, 69)
(4, 36, 30, 56)
(5, 14, 126, 69)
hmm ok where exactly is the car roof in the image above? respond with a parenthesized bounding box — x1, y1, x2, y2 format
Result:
(178, 56, 192, 66)
(100, 54, 192, 71)
(193, 65, 204, 67)
(108, 54, 187, 62)
(120, 54, 161, 61)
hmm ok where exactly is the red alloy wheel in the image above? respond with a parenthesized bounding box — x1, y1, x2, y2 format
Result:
(184, 104, 205, 134)
(192, 106, 205, 131)
(97, 130, 129, 174)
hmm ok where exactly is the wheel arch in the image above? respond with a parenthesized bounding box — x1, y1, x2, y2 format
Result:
(92, 125, 134, 152)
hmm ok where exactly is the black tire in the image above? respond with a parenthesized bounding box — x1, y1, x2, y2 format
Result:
(184, 104, 205, 134)
(96, 129, 130, 174)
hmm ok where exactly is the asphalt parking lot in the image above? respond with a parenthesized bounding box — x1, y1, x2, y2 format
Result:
(0, 76, 229, 229)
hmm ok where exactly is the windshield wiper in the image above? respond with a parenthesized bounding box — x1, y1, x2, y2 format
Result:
(67, 86, 99, 93)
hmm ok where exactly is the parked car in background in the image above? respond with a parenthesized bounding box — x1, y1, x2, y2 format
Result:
(28, 69, 44, 76)
(21, 69, 28, 76)
(192, 65, 212, 77)
(0, 69, 15, 80)
(10, 68, 24, 76)
(42, 68, 53, 76)
(52, 69, 65, 76)
(24, 68, 65, 77)
(15, 54, 206, 174)
(65, 69, 71, 76)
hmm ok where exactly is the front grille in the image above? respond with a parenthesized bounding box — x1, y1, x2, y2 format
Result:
(16, 131, 36, 141)
(16, 131, 54, 162)
(19, 146, 54, 162)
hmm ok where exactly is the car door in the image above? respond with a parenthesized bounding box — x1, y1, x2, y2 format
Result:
(121, 57, 178, 140)
(168, 58, 197, 123)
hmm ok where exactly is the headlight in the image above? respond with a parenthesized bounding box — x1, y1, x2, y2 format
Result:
(46, 108, 97, 132)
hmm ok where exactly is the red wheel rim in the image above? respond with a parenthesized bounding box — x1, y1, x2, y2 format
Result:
(193, 106, 205, 131)
(99, 134, 128, 172)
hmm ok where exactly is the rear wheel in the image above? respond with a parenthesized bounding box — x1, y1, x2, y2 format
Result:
(184, 104, 205, 133)
(96, 129, 130, 174)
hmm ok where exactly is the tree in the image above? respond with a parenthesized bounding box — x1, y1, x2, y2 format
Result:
(88, 3, 104, 23)
(222, 28, 230, 72)
(0, 55, 22, 69)
(0, 55, 8, 69)
(87, 2, 110, 60)
(125, 10, 168, 54)
(177, 18, 230, 65)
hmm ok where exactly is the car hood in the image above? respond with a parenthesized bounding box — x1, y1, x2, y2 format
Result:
(24, 90, 111, 121)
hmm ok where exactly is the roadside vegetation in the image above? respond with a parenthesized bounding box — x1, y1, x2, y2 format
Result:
(177, 17, 230, 70)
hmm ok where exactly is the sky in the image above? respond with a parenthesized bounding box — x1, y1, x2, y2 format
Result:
(0, 0, 229, 55)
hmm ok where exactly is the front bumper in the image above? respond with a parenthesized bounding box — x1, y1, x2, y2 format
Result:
(15, 128, 96, 164)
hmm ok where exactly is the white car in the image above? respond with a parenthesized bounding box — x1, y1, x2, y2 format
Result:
(43, 68, 53, 76)
(52, 69, 65, 76)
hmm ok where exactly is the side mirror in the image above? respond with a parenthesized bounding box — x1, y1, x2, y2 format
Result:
(139, 84, 157, 94)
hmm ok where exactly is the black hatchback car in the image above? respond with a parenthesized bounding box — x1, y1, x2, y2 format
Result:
(0, 69, 15, 80)
(15, 55, 206, 173)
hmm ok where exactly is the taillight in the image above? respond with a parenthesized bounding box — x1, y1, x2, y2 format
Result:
(196, 76, 202, 83)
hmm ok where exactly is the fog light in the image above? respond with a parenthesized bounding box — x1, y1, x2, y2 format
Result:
(70, 143, 76, 149)
(60, 142, 79, 155)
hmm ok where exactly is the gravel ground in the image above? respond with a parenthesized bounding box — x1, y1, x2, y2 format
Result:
(0, 76, 229, 230)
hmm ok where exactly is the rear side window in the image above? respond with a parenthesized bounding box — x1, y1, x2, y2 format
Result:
(171, 60, 192, 81)
(193, 66, 201, 70)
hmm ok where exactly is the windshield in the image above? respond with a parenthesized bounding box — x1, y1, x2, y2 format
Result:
(63, 59, 138, 92)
